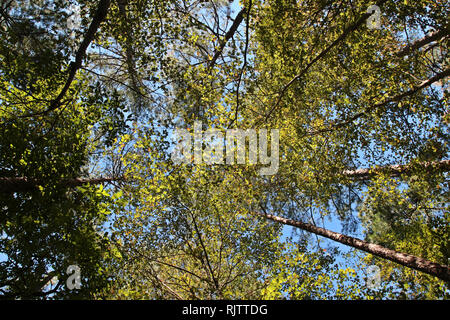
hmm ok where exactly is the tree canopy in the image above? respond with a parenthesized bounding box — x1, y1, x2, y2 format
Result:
(0, 0, 448, 299)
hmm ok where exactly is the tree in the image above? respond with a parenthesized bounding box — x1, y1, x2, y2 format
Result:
(239, 0, 449, 297)
(0, 0, 122, 298)
(1, 0, 448, 299)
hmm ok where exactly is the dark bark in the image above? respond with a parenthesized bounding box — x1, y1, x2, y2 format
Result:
(256, 212, 450, 282)
(22, 0, 111, 117)
(396, 28, 449, 57)
(207, 8, 246, 70)
(0, 176, 122, 193)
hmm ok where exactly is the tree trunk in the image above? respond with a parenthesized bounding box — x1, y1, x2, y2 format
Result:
(342, 160, 450, 179)
(0, 176, 122, 193)
(117, 0, 145, 111)
(256, 212, 450, 282)
(22, 0, 111, 117)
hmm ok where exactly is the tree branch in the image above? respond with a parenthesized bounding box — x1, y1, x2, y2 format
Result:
(207, 8, 246, 70)
(396, 27, 449, 58)
(309, 67, 450, 135)
(230, 0, 252, 128)
(118, 0, 145, 111)
(21, 0, 111, 117)
(0, 176, 124, 193)
(258, 0, 389, 125)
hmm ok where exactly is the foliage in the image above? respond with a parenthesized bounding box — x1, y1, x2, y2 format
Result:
(0, 0, 448, 299)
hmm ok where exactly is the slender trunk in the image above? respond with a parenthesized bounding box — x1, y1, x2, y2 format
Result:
(308, 67, 450, 135)
(0, 176, 122, 193)
(342, 160, 450, 179)
(256, 212, 450, 282)
(3, 159, 448, 193)
(118, 0, 144, 111)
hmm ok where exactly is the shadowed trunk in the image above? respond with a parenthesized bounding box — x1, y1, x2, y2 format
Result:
(22, 0, 111, 117)
(0, 176, 123, 193)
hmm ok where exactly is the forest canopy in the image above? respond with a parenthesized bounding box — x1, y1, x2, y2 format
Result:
(0, 0, 448, 299)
